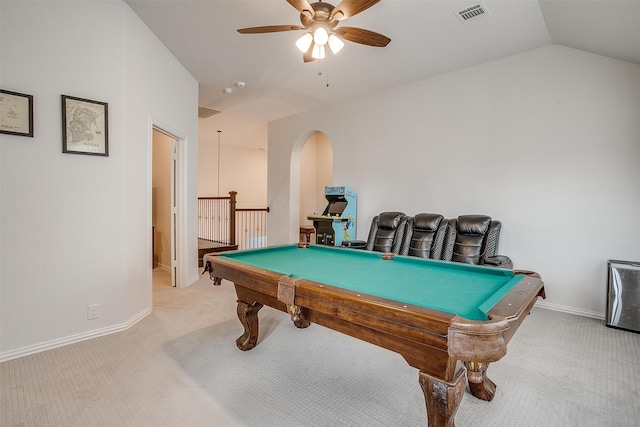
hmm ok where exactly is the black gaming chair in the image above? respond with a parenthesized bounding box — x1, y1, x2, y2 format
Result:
(441, 215, 512, 269)
(399, 213, 447, 259)
(344, 212, 408, 254)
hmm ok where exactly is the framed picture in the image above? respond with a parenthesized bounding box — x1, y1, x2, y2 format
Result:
(62, 95, 108, 156)
(0, 89, 34, 137)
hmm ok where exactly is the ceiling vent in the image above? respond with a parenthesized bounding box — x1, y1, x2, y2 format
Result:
(455, 3, 490, 24)
(198, 106, 221, 119)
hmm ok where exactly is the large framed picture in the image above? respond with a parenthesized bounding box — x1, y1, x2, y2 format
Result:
(0, 89, 34, 137)
(62, 95, 108, 156)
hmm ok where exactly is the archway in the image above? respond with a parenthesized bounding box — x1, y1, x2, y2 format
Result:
(288, 130, 334, 244)
(299, 132, 334, 242)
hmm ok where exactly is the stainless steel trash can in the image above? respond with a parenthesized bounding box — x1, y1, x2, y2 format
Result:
(606, 260, 640, 333)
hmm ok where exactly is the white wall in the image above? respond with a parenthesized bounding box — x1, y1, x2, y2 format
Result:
(0, 1, 198, 360)
(268, 45, 640, 318)
(198, 118, 267, 207)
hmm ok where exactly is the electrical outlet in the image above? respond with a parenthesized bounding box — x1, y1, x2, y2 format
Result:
(87, 304, 99, 320)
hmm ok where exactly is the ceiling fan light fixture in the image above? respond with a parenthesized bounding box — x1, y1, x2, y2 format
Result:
(313, 26, 329, 46)
(237, 0, 390, 63)
(327, 34, 344, 54)
(312, 43, 325, 59)
(296, 32, 313, 53)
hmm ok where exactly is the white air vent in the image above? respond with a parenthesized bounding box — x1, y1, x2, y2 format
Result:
(198, 106, 221, 119)
(455, 3, 490, 24)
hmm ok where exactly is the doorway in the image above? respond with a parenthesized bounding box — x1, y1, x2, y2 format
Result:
(152, 127, 179, 287)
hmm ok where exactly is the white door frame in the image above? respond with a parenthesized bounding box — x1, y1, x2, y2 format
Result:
(169, 137, 177, 287)
(150, 117, 188, 288)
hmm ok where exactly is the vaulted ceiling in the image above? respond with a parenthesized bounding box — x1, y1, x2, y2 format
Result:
(125, 0, 640, 127)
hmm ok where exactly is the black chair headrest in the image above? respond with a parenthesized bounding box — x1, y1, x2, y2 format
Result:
(413, 213, 444, 231)
(378, 212, 405, 230)
(457, 215, 491, 235)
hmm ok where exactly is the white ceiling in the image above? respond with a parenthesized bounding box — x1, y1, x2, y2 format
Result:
(125, 0, 640, 128)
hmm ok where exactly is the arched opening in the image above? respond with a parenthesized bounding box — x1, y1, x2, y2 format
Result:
(299, 132, 333, 242)
(288, 130, 333, 244)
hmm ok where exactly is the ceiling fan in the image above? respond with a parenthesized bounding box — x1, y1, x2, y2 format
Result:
(237, 0, 391, 62)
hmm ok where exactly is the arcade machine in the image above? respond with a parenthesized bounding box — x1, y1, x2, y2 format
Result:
(307, 186, 357, 246)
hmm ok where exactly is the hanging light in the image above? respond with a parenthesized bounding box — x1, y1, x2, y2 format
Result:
(296, 32, 313, 53)
(313, 26, 329, 45)
(312, 43, 325, 59)
(327, 34, 344, 54)
(216, 130, 221, 197)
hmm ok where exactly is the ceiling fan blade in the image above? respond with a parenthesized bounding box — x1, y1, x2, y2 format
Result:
(286, 0, 315, 18)
(237, 25, 303, 34)
(330, 0, 380, 21)
(334, 26, 390, 47)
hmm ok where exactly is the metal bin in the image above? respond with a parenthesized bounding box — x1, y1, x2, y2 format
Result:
(606, 260, 640, 333)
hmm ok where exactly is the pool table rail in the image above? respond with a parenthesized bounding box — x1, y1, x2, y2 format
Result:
(487, 274, 545, 320)
(279, 275, 457, 376)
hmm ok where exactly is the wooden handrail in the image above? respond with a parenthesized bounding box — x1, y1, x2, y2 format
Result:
(198, 192, 269, 250)
(237, 207, 271, 212)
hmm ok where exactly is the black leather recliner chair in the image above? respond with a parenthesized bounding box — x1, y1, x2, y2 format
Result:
(441, 215, 512, 269)
(399, 213, 447, 259)
(344, 212, 408, 253)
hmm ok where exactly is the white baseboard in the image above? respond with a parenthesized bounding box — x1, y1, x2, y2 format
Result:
(0, 300, 605, 363)
(535, 300, 604, 320)
(187, 273, 201, 287)
(0, 308, 151, 363)
(155, 263, 171, 271)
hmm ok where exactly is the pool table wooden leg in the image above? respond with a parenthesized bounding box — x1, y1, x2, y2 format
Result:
(464, 361, 496, 401)
(235, 300, 263, 351)
(419, 368, 466, 427)
(287, 304, 311, 329)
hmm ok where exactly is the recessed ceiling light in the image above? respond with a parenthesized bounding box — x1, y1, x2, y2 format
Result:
(224, 88, 233, 94)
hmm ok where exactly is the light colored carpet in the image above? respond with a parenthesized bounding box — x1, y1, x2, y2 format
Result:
(2, 268, 639, 426)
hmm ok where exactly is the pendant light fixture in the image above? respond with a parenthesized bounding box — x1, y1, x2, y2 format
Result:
(217, 130, 221, 197)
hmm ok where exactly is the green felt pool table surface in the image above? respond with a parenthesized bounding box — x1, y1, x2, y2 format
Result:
(219, 244, 522, 321)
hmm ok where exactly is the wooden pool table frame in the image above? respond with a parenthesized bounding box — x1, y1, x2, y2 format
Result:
(204, 250, 545, 427)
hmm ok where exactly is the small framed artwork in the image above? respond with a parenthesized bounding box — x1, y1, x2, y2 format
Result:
(62, 95, 108, 156)
(0, 89, 34, 137)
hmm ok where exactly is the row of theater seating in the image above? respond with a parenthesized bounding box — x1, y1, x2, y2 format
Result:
(344, 212, 513, 269)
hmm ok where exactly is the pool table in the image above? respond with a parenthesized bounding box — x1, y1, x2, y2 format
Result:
(203, 244, 545, 427)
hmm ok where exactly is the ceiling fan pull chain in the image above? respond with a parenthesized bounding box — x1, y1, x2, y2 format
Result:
(316, 57, 330, 87)
(325, 58, 330, 88)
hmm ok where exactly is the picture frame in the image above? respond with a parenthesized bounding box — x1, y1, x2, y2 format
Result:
(0, 89, 34, 137)
(61, 95, 108, 156)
